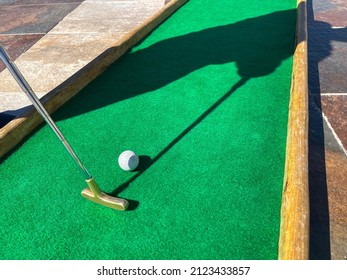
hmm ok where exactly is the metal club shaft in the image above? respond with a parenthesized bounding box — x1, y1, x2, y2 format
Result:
(0, 46, 91, 180)
(0, 46, 129, 210)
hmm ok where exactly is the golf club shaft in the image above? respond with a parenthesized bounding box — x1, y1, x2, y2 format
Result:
(0, 46, 91, 180)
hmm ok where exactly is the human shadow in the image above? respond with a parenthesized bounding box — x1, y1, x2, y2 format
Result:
(307, 0, 347, 260)
(54, 8, 297, 120)
(52, 9, 298, 209)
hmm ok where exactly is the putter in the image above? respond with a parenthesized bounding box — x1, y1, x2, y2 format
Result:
(0, 46, 129, 211)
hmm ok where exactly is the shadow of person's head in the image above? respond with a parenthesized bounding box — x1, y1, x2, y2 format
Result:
(56, 9, 297, 120)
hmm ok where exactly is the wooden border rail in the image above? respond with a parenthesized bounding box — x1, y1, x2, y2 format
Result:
(0, 0, 188, 159)
(278, 0, 309, 260)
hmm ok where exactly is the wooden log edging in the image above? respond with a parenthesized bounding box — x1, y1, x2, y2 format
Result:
(0, 0, 188, 159)
(278, 0, 309, 260)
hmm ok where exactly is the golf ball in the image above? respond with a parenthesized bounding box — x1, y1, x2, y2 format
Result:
(118, 150, 139, 171)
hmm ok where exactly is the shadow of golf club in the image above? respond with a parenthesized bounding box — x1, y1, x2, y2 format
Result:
(96, 8, 300, 210)
(109, 78, 247, 209)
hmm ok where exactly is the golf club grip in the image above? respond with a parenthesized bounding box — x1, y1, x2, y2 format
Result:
(0, 46, 91, 180)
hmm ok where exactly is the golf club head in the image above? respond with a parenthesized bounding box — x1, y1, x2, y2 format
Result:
(82, 178, 129, 211)
(1, 47, 130, 212)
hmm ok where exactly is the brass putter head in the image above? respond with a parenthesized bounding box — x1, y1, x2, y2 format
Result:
(81, 177, 129, 211)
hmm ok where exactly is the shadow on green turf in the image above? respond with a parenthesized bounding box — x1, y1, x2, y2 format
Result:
(52, 9, 297, 210)
(108, 77, 247, 209)
(54, 9, 296, 120)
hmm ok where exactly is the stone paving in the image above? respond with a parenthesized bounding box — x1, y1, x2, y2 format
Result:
(0, 0, 185, 158)
(0, 0, 83, 124)
(0, 0, 173, 124)
(307, 0, 347, 260)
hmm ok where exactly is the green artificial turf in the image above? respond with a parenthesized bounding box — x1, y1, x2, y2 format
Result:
(0, 0, 296, 259)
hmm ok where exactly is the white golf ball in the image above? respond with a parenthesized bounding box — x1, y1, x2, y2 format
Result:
(118, 150, 139, 171)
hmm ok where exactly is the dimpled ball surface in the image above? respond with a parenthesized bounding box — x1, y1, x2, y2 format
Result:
(118, 150, 139, 171)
